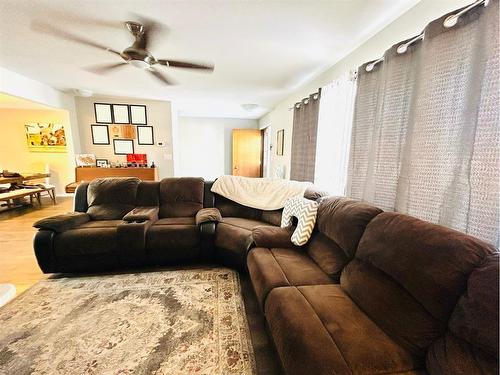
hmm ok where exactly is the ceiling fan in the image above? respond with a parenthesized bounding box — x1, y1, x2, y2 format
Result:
(31, 17, 214, 85)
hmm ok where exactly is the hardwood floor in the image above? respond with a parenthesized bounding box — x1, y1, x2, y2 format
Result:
(0, 196, 72, 295)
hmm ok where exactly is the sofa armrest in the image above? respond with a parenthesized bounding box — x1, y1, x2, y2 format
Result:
(117, 220, 154, 259)
(196, 207, 222, 225)
(252, 226, 297, 249)
(123, 207, 159, 222)
(33, 212, 90, 233)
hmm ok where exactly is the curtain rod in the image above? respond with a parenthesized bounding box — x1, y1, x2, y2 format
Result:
(287, 90, 321, 111)
(365, 0, 490, 72)
(444, 0, 489, 28)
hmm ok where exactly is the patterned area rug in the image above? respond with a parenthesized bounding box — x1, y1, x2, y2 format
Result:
(0, 268, 256, 374)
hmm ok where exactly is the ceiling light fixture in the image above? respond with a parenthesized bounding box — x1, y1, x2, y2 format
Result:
(241, 103, 260, 111)
(73, 89, 93, 97)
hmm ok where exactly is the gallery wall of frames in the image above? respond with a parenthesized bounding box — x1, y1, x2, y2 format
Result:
(88, 103, 155, 167)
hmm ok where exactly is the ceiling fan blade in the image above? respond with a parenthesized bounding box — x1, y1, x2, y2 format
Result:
(85, 62, 128, 75)
(31, 20, 122, 57)
(147, 68, 175, 85)
(157, 59, 214, 71)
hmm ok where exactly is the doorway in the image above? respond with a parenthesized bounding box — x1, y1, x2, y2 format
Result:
(232, 129, 262, 177)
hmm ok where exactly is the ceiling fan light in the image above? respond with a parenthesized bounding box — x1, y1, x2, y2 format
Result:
(129, 60, 150, 69)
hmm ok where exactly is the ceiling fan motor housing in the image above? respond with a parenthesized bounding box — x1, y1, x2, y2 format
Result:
(125, 21, 144, 37)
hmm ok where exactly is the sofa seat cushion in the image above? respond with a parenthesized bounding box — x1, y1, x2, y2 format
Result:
(265, 285, 422, 375)
(54, 227, 118, 256)
(146, 223, 200, 263)
(220, 217, 268, 231)
(78, 220, 123, 228)
(247, 247, 333, 309)
(154, 217, 196, 225)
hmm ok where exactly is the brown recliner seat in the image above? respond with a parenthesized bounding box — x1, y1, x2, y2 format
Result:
(247, 196, 382, 309)
(263, 212, 498, 375)
(204, 180, 326, 270)
(48, 177, 141, 272)
(145, 177, 205, 264)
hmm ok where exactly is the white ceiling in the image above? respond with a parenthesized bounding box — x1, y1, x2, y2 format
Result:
(0, 0, 419, 119)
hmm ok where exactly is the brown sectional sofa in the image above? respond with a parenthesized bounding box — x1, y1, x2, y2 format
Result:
(249, 198, 499, 375)
(32, 177, 499, 374)
(34, 177, 321, 273)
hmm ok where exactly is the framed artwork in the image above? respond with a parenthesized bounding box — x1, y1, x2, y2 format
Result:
(25, 123, 67, 153)
(137, 126, 154, 145)
(277, 129, 284, 156)
(96, 159, 109, 168)
(112, 104, 130, 124)
(94, 103, 113, 123)
(110, 124, 136, 139)
(75, 154, 96, 167)
(91, 124, 110, 145)
(130, 105, 147, 124)
(113, 139, 134, 155)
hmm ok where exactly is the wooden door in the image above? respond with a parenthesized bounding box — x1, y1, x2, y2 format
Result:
(232, 129, 262, 177)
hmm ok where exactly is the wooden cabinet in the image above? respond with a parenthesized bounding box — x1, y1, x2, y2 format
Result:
(75, 167, 158, 182)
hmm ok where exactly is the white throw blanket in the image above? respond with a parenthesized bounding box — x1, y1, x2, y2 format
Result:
(211, 175, 312, 210)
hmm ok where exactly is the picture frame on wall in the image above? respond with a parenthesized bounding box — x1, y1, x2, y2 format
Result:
(91, 124, 110, 145)
(96, 159, 109, 168)
(112, 104, 130, 124)
(113, 139, 134, 155)
(109, 124, 136, 139)
(130, 105, 147, 125)
(94, 103, 113, 123)
(137, 125, 154, 145)
(277, 129, 284, 156)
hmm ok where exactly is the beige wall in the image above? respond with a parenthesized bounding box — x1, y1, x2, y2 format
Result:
(177, 116, 258, 180)
(75, 96, 174, 178)
(0, 108, 74, 194)
(259, 0, 471, 179)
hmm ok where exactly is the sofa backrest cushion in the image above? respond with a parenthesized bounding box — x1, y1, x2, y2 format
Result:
(159, 177, 204, 218)
(86, 177, 140, 220)
(306, 196, 381, 278)
(426, 253, 499, 374)
(341, 212, 495, 357)
(136, 181, 160, 207)
(261, 209, 282, 226)
(214, 193, 262, 220)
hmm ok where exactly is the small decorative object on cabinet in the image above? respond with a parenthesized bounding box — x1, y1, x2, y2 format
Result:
(75, 154, 97, 167)
(94, 103, 113, 123)
(91, 124, 110, 145)
(137, 125, 154, 145)
(96, 159, 109, 168)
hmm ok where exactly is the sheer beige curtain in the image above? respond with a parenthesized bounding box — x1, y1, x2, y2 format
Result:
(348, 0, 499, 245)
(290, 92, 321, 182)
